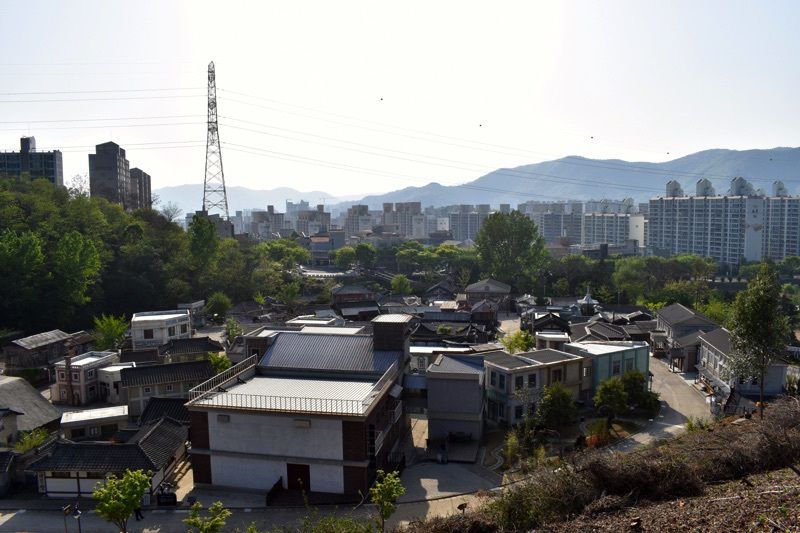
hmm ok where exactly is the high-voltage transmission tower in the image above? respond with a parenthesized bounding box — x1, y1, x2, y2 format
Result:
(201, 61, 229, 219)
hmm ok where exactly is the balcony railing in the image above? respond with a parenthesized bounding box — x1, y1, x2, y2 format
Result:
(189, 355, 259, 401)
(192, 392, 367, 415)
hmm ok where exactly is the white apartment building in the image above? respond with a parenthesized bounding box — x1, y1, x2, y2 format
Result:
(646, 178, 797, 267)
(131, 310, 191, 350)
(582, 213, 630, 245)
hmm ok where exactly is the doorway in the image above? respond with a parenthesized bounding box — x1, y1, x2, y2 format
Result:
(286, 463, 310, 491)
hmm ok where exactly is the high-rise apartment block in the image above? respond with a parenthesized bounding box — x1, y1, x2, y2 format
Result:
(89, 142, 151, 211)
(448, 205, 491, 241)
(647, 178, 800, 267)
(582, 213, 630, 245)
(0, 136, 63, 186)
(295, 204, 331, 235)
(381, 202, 422, 236)
(344, 204, 374, 236)
(518, 201, 583, 244)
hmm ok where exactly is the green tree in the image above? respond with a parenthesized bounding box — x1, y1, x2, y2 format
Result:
(475, 211, 548, 292)
(355, 242, 378, 269)
(92, 314, 129, 350)
(93, 469, 151, 533)
(620, 370, 648, 407)
(536, 382, 578, 427)
(278, 281, 301, 312)
(205, 291, 232, 321)
(699, 297, 733, 327)
(333, 246, 356, 270)
(224, 318, 242, 341)
(501, 330, 535, 354)
(209, 352, 232, 374)
(49, 230, 101, 308)
(369, 470, 405, 532)
(189, 215, 220, 267)
(13, 428, 49, 453)
(0, 230, 45, 330)
(728, 262, 790, 418)
(593, 377, 628, 418)
(391, 274, 412, 295)
(184, 500, 232, 533)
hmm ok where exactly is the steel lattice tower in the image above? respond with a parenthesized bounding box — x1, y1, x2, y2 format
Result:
(202, 61, 229, 218)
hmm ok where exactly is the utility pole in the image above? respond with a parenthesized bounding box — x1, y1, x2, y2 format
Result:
(202, 61, 229, 219)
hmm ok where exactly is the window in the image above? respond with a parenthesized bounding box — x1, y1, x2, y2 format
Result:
(490, 371, 497, 387)
(87, 369, 95, 378)
(498, 374, 506, 390)
(168, 326, 176, 336)
(58, 371, 66, 381)
(514, 405, 524, 420)
(71, 372, 79, 381)
(60, 389, 67, 399)
(165, 384, 173, 392)
(528, 402, 537, 416)
(143, 329, 154, 339)
(625, 359, 634, 372)
(612, 361, 621, 375)
(88, 385, 96, 398)
(71, 428, 85, 439)
(180, 324, 188, 334)
(528, 374, 537, 388)
(143, 386, 152, 394)
(552, 369, 563, 383)
(583, 366, 592, 378)
(515, 376, 524, 390)
(89, 427, 100, 437)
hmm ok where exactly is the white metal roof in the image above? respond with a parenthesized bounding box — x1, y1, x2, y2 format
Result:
(409, 346, 473, 355)
(60, 405, 128, 426)
(566, 341, 645, 355)
(300, 326, 364, 335)
(192, 375, 379, 415)
(131, 310, 189, 322)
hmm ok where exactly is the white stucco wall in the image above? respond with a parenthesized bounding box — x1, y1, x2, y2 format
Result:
(208, 411, 343, 460)
(211, 455, 285, 490)
(310, 464, 344, 494)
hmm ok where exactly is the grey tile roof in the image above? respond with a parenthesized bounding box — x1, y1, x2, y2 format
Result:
(674, 330, 706, 347)
(139, 397, 190, 425)
(158, 336, 224, 356)
(258, 332, 399, 374)
(331, 284, 373, 295)
(699, 328, 730, 355)
(0, 376, 60, 432)
(586, 322, 629, 341)
(465, 278, 511, 294)
(120, 349, 160, 364)
(427, 355, 484, 375)
(29, 417, 187, 473)
(12, 330, 71, 350)
(121, 360, 214, 388)
(483, 351, 532, 370)
(658, 303, 717, 326)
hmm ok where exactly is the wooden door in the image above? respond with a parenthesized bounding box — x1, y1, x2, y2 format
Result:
(286, 463, 310, 491)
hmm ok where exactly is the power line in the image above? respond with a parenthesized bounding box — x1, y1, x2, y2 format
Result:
(0, 121, 204, 132)
(0, 94, 206, 104)
(0, 114, 204, 124)
(0, 87, 204, 96)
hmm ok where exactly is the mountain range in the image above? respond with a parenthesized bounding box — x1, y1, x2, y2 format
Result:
(155, 147, 800, 214)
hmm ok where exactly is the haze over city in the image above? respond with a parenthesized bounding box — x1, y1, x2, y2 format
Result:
(2, 0, 799, 199)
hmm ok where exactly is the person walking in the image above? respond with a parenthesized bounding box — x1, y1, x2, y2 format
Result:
(134, 506, 144, 521)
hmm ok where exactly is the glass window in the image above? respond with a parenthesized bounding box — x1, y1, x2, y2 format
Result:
(625, 359, 635, 372)
(498, 374, 506, 390)
(87, 369, 94, 378)
(144, 329, 154, 339)
(528, 374, 537, 388)
(490, 371, 497, 387)
(612, 361, 621, 375)
(583, 366, 592, 378)
(180, 324, 188, 334)
(165, 384, 173, 392)
(58, 371, 66, 380)
(515, 376, 524, 390)
(143, 386, 152, 394)
(168, 326, 176, 336)
(71, 372, 79, 381)
(552, 369, 563, 383)
(89, 427, 99, 437)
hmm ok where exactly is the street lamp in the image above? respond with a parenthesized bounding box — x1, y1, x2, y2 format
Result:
(72, 504, 82, 533)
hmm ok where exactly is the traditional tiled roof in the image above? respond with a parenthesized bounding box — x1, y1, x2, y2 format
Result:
(331, 284, 374, 295)
(0, 376, 60, 432)
(674, 329, 708, 347)
(121, 360, 214, 388)
(139, 397, 190, 425)
(120, 349, 160, 364)
(471, 299, 498, 313)
(12, 330, 71, 350)
(657, 303, 717, 326)
(158, 336, 223, 356)
(29, 417, 187, 473)
(465, 279, 511, 294)
(699, 328, 731, 355)
(258, 332, 398, 375)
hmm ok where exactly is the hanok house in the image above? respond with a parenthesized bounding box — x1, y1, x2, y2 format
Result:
(186, 314, 412, 497)
(28, 417, 187, 499)
(0, 376, 61, 436)
(464, 278, 511, 307)
(1, 330, 92, 380)
(158, 336, 224, 364)
(121, 360, 215, 420)
(651, 303, 719, 367)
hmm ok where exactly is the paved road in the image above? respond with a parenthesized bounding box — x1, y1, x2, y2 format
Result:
(612, 356, 710, 452)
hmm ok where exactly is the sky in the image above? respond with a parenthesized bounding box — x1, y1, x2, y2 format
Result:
(1, 0, 799, 201)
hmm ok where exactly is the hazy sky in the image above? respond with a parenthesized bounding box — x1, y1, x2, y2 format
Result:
(1, 1, 798, 200)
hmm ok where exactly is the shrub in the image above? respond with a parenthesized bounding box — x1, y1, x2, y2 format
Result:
(685, 416, 710, 432)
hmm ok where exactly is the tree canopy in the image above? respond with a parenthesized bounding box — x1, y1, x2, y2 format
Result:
(475, 211, 548, 292)
(92, 469, 151, 533)
(728, 262, 790, 418)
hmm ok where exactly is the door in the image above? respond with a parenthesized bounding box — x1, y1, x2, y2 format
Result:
(286, 463, 310, 491)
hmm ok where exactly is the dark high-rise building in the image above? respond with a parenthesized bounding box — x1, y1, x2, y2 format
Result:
(0, 136, 64, 186)
(89, 142, 131, 209)
(130, 168, 152, 210)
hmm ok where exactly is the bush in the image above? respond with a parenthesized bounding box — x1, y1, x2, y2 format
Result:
(685, 416, 710, 432)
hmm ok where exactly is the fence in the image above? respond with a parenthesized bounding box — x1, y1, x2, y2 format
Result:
(189, 354, 259, 401)
(191, 392, 368, 415)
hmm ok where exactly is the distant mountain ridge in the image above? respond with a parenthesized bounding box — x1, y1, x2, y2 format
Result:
(333, 147, 800, 210)
(152, 184, 359, 216)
